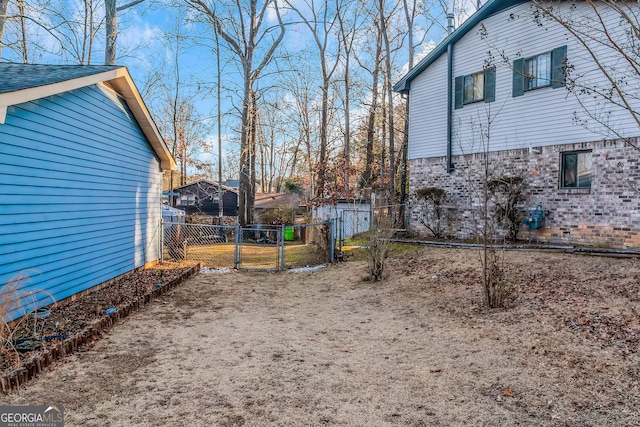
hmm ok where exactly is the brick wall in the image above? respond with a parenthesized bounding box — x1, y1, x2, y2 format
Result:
(409, 138, 640, 248)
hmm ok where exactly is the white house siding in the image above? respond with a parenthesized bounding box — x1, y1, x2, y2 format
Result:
(408, 1, 640, 158)
(408, 54, 448, 160)
(0, 84, 163, 317)
(406, 1, 640, 249)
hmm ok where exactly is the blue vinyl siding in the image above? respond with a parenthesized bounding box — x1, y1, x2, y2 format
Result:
(0, 84, 163, 319)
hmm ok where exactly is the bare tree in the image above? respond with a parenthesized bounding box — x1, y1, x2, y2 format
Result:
(379, 0, 403, 203)
(105, 0, 144, 65)
(185, 0, 285, 225)
(0, 0, 8, 57)
(40, 0, 104, 64)
(336, 0, 363, 195)
(359, 13, 383, 190)
(284, 0, 340, 202)
(1, 0, 106, 64)
(278, 60, 320, 198)
(1, 0, 29, 62)
(400, 0, 425, 211)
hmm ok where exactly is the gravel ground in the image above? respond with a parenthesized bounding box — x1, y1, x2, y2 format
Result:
(1, 247, 639, 426)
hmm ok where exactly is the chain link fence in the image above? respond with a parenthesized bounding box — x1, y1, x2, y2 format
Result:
(336, 203, 409, 249)
(162, 221, 334, 270)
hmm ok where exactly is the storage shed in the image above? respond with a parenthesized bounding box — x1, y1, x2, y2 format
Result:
(0, 64, 175, 319)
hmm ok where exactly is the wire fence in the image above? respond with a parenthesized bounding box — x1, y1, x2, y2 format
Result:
(336, 203, 409, 249)
(162, 221, 334, 271)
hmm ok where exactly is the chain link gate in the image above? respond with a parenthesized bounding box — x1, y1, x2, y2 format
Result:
(236, 225, 284, 271)
(163, 222, 237, 268)
(162, 221, 335, 270)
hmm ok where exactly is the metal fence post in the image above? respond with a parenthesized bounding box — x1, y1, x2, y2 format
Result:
(370, 192, 376, 243)
(281, 225, 286, 271)
(234, 225, 240, 269)
(330, 219, 335, 263)
(338, 211, 343, 250)
(160, 219, 164, 263)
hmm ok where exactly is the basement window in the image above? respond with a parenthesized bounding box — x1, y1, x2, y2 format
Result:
(561, 151, 592, 188)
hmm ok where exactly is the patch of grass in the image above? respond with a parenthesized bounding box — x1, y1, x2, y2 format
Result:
(388, 243, 423, 256)
(168, 243, 327, 269)
(342, 246, 369, 262)
(343, 233, 370, 246)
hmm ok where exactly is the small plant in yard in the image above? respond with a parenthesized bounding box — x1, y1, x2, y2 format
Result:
(488, 175, 527, 241)
(365, 214, 394, 281)
(0, 273, 50, 367)
(415, 187, 448, 239)
(481, 248, 515, 308)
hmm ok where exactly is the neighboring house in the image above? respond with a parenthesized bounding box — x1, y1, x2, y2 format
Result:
(0, 64, 175, 319)
(173, 180, 239, 217)
(394, 0, 640, 248)
(254, 193, 300, 211)
(221, 179, 239, 189)
(253, 192, 301, 225)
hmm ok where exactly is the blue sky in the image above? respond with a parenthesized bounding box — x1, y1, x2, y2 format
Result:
(1, 0, 480, 179)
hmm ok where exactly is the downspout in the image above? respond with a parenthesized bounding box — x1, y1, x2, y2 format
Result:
(447, 42, 454, 173)
(446, 13, 455, 173)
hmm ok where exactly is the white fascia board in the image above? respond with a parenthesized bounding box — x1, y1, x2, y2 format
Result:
(0, 67, 176, 171)
(0, 68, 123, 114)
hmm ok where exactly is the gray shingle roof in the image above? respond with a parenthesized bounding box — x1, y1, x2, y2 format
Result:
(0, 63, 121, 94)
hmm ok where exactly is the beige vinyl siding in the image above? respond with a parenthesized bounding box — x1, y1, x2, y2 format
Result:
(408, 53, 449, 160)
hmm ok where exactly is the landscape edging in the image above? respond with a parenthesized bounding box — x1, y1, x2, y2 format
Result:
(0, 263, 201, 393)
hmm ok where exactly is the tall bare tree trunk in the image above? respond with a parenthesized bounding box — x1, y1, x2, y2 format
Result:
(381, 1, 395, 203)
(18, 0, 27, 62)
(239, 75, 252, 225)
(285, 1, 339, 201)
(0, 0, 8, 58)
(105, 0, 116, 65)
(363, 26, 383, 188)
(400, 0, 417, 219)
(337, 0, 356, 195)
(105, 0, 144, 65)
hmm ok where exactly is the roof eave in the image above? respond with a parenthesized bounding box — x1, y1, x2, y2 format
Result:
(107, 71, 176, 170)
(393, 0, 530, 94)
(0, 67, 176, 171)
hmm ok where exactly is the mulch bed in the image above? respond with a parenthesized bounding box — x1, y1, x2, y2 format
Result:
(1, 261, 200, 392)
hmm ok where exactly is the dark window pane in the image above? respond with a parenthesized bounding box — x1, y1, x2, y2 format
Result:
(525, 57, 535, 90)
(463, 75, 474, 103)
(562, 152, 592, 189)
(577, 152, 592, 188)
(563, 153, 577, 187)
(474, 72, 484, 101)
(526, 52, 552, 90)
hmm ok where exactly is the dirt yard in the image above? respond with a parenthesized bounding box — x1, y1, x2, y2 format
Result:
(1, 246, 639, 426)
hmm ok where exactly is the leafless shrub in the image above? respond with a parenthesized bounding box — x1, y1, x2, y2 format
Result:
(481, 248, 515, 308)
(0, 273, 54, 367)
(487, 175, 527, 241)
(365, 214, 394, 281)
(416, 187, 449, 238)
